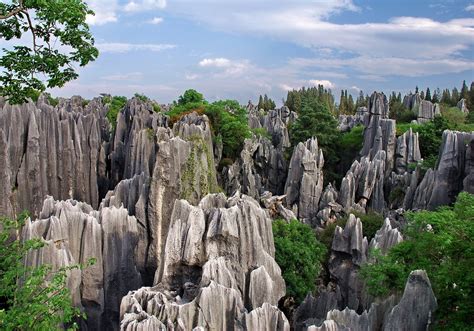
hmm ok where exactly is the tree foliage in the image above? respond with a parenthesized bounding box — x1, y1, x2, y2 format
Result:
(0, 213, 86, 330)
(285, 85, 335, 114)
(273, 219, 326, 303)
(0, 0, 99, 103)
(103, 96, 127, 129)
(168, 90, 251, 161)
(361, 192, 474, 330)
(257, 94, 276, 111)
(289, 98, 340, 184)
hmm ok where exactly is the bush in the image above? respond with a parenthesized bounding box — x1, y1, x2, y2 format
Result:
(0, 213, 88, 329)
(273, 219, 327, 303)
(251, 127, 271, 139)
(289, 99, 340, 185)
(361, 192, 474, 329)
(336, 125, 364, 181)
(317, 218, 347, 252)
(105, 96, 127, 129)
(168, 92, 251, 160)
(353, 210, 384, 241)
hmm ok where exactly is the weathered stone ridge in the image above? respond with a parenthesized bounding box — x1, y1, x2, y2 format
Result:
(23, 196, 142, 330)
(412, 130, 474, 209)
(120, 193, 288, 330)
(0, 96, 108, 217)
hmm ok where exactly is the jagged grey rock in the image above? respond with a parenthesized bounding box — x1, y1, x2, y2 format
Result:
(384, 270, 437, 330)
(369, 219, 403, 254)
(120, 193, 288, 330)
(338, 151, 386, 213)
(329, 214, 368, 312)
(338, 107, 368, 132)
(285, 137, 324, 224)
(260, 191, 297, 221)
(23, 196, 142, 330)
(395, 128, 421, 174)
(413, 130, 474, 209)
(306, 270, 436, 331)
(457, 98, 469, 113)
(110, 97, 168, 184)
(0, 96, 108, 216)
(147, 113, 218, 279)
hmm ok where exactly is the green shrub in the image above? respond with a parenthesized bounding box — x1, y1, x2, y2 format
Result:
(352, 211, 384, 241)
(178, 89, 204, 105)
(105, 96, 127, 129)
(47, 95, 59, 107)
(361, 192, 474, 329)
(289, 99, 340, 185)
(168, 92, 251, 160)
(134, 93, 150, 103)
(273, 219, 327, 303)
(251, 127, 271, 139)
(0, 213, 91, 329)
(441, 106, 466, 125)
(152, 103, 161, 113)
(317, 218, 347, 252)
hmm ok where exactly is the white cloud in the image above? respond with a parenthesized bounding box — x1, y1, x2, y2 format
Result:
(85, 0, 118, 25)
(199, 57, 250, 76)
(166, 1, 473, 78)
(185, 74, 198, 80)
(199, 58, 232, 67)
(350, 86, 361, 92)
(466, 4, 474, 11)
(124, 0, 167, 12)
(101, 72, 144, 81)
(97, 43, 176, 53)
(279, 84, 295, 92)
(309, 79, 335, 89)
(290, 56, 474, 78)
(148, 17, 163, 24)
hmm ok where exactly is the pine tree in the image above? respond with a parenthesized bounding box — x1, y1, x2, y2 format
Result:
(425, 88, 432, 102)
(451, 88, 460, 106)
(461, 80, 469, 100)
(348, 94, 355, 114)
(339, 90, 346, 114)
(441, 89, 451, 104)
(415, 86, 419, 94)
(258, 95, 264, 110)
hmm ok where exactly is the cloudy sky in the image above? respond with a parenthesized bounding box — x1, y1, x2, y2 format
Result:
(52, 0, 474, 104)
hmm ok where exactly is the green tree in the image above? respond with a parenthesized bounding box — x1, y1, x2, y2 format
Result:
(273, 219, 326, 303)
(290, 99, 340, 184)
(178, 89, 204, 105)
(257, 94, 276, 111)
(460, 80, 469, 100)
(0, 0, 99, 103)
(205, 100, 251, 159)
(361, 192, 474, 330)
(0, 213, 87, 329)
(425, 87, 431, 102)
(451, 87, 460, 106)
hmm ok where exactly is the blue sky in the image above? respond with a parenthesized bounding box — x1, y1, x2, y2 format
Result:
(51, 0, 474, 105)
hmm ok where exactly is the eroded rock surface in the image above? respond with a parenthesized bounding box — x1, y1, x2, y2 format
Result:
(23, 196, 142, 330)
(120, 193, 288, 330)
(413, 130, 474, 209)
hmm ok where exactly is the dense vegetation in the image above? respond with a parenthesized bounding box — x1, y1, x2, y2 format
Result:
(257, 94, 276, 111)
(361, 192, 474, 330)
(104, 96, 128, 130)
(289, 97, 340, 184)
(167, 89, 251, 161)
(273, 219, 326, 303)
(0, 0, 98, 103)
(0, 213, 88, 329)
